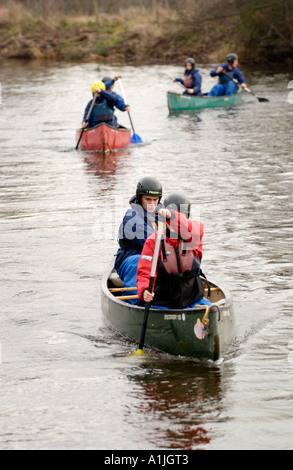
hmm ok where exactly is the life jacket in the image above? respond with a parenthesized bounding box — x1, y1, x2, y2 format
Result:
(153, 238, 205, 309)
(91, 99, 114, 124)
(219, 69, 235, 85)
(183, 74, 193, 89)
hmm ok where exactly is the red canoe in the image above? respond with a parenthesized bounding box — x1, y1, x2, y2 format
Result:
(76, 123, 131, 152)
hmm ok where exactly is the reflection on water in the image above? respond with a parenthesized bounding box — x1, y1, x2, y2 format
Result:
(82, 149, 131, 180)
(0, 62, 292, 450)
(127, 358, 229, 450)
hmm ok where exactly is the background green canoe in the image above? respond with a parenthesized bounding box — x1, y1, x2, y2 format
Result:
(167, 90, 243, 113)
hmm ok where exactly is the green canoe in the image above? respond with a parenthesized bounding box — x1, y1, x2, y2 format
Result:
(167, 90, 243, 113)
(101, 262, 235, 361)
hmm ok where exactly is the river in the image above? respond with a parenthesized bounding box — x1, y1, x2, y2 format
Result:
(0, 61, 292, 450)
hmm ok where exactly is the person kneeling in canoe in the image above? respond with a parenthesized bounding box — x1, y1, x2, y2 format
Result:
(114, 177, 163, 304)
(173, 58, 202, 96)
(137, 193, 211, 309)
(82, 81, 122, 130)
(102, 75, 130, 128)
(208, 53, 247, 97)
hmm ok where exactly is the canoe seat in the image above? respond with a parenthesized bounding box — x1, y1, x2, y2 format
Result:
(212, 299, 226, 307)
(108, 272, 124, 288)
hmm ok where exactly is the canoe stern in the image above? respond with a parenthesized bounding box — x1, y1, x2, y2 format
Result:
(76, 123, 131, 152)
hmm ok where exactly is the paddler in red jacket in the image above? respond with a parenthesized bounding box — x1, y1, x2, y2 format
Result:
(137, 193, 211, 309)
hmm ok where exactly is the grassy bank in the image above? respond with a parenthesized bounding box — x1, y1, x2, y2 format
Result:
(0, 7, 226, 63)
(0, 2, 292, 67)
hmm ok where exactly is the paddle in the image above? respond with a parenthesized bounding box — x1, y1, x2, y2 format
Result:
(167, 74, 186, 91)
(76, 93, 98, 150)
(117, 78, 143, 144)
(223, 72, 269, 102)
(135, 219, 165, 355)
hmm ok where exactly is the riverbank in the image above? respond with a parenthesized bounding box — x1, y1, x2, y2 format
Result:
(0, 6, 292, 66)
(0, 13, 225, 64)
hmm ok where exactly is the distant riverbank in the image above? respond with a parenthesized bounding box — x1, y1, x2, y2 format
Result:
(0, 14, 229, 64)
(0, 5, 292, 67)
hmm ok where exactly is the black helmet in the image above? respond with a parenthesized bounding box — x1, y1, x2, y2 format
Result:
(163, 193, 191, 218)
(136, 177, 163, 202)
(227, 53, 238, 64)
(185, 57, 196, 69)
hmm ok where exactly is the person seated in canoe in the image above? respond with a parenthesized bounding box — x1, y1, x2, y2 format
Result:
(136, 193, 211, 309)
(114, 177, 163, 304)
(208, 53, 247, 97)
(102, 75, 131, 128)
(173, 58, 202, 96)
(82, 81, 128, 130)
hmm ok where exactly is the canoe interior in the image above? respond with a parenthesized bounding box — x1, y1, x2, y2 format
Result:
(102, 267, 235, 361)
(107, 271, 226, 305)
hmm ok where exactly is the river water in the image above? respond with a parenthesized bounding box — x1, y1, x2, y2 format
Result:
(0, 61, 292, 450)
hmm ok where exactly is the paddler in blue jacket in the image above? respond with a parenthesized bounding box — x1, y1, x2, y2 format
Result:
(114, 177, 163, 304)
(173, 58, 202, 96)
(208, 53, 247, 97)
(82, 80, 129, 129)
(102, 75, 130, 128)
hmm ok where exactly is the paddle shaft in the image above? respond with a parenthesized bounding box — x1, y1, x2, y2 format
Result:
(167, 74, 186, 91)
(137, 220, 165, 353)
(137, 280, 154, 352)
(223, 72, 269, 102)
(117, 78, 135, 134)
(76, 93, 98, 150)
(174, 80, 186, 91)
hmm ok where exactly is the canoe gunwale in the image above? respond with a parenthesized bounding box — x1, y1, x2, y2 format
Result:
(76, 122, 130, 134)
(102, 262, 232, 314)
(167, 90, 243, 112)
(101, 261, 235, 360)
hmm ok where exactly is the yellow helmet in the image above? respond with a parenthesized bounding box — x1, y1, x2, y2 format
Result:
(91, 81, 106, 94)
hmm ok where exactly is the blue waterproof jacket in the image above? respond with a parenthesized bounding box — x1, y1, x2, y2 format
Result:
(83, 89, 128, 128)
(114, 197, 162, 271)
(175, 69, 202, 96)
(104, 79, 129, 112)
(210, 62, 246, 85)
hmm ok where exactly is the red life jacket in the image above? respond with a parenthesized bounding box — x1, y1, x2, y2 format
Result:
(183, 74, 193, 89)
(153, 239, 204, 309)
(159, 239, 199, 275)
